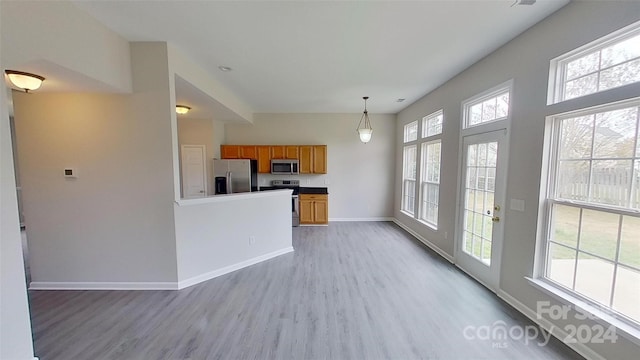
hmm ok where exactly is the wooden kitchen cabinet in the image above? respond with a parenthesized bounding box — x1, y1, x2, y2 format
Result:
(221, 145, 240, 159)
(257, 146, 271, 173)
(270, 146, 285, 159)
(299, 145, 327, 174)
(299, 146, 313, 173)
(240, 146, 257, 159)
(299, 194, 328, 225)
(271, 145, 299, 159)
(285, 146, 299, 159)
(223, 144, 326, 174)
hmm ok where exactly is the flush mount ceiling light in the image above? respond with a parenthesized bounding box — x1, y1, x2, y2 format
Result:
(356, 96, 373, 144)
(4, 70, 45, 93)
(176, 105, 191, 115)
(218, 66, 232, 72)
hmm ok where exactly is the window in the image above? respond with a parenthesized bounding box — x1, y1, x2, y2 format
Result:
(544, 99, 640, 326)
(402, 145, 417, 215)
(422, 110, 443, 137)
(404, 120, 418, 142)
(401, 121, 419, 214)
(418, 110, 443, 227)
(401, 111, 443, 227)
(463, 87, 510, 129)
(550, 21, 640, 103)
(419, 141, 441, 226)
(541, 21, 640, 331)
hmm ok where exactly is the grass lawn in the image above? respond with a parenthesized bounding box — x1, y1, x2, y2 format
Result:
(551, 204, 640, 269)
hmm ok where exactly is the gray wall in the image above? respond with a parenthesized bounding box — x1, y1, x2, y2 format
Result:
(0, 48, 36, 360)
(226, 113, 396, 220)
(13, 43, 179, 286)
(394, 2, 640, 359)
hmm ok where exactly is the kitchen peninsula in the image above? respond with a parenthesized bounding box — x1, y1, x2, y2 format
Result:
(173, 189, 293, 289)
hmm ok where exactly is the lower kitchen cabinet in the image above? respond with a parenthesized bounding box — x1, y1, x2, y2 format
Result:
(299, 194, 328, 225)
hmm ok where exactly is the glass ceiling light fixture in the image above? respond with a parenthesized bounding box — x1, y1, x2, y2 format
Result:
(356, 96, 373, 143)
(176, 105, 191, 115)
(5, 70, 45, 93)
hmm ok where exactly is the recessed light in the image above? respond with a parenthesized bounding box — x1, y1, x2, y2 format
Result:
(218, 66, 232, 72)
(397, 98, 406, 103)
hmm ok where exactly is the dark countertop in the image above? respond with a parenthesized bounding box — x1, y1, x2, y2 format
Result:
(299, 187, 328, 195)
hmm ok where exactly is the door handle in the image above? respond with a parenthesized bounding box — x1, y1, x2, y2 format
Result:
(491, 216, 500, 222)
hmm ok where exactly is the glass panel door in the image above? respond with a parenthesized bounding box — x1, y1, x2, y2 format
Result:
(456, 130, 508, 290)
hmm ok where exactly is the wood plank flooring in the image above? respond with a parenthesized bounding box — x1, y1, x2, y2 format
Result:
(28, 222, 582, 359)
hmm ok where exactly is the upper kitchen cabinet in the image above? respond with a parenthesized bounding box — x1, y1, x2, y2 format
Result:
(221, 145, 258, 160)
(300, 145, 327, 174)
(240, 146, 258, 159)
(257, 146, 271, 173)
(271, 146, 299, 159)
(223, 144, 327, 174)
(221, 145, 240, 159)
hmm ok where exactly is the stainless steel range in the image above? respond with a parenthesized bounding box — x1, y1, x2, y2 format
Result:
(272, 180, 300, 227)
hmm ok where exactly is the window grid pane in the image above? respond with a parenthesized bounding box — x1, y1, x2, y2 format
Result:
(404, 121, 418, 143)
(419, 141, 441, 226)
(545, 99, 640, 326)
(554, 105, 640, 209)
(422, 110, 443, 138)
(402, 145, 417, 214)
(557, 31, 640, 102)
(464, 91, 510, 129)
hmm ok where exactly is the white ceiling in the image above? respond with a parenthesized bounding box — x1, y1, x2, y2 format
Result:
(73, 0, 569, 114)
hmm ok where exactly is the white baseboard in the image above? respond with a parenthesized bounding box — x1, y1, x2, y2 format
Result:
(177, 246, 294, 290)
(29, 282, 178, 291)
(392, 218, 454, 263)
(29, 247, 295, 291)
(497, 289, 605, 360)
(329, 217, 394, 222)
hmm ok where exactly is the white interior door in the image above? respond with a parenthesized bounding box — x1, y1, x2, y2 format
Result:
(181, 145, 207, 198)
(456, 130, 508, 291)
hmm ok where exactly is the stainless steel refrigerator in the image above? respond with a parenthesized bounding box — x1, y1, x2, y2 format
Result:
(213, 159, 258, 194)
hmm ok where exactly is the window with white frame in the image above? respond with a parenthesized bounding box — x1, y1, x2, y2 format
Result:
(404, 120, 418, 142)
(542, 21, 640, 330)
(402, 120, 419, 215)
(402, 144, 417, 215)
(549, 21, 640, 104)
(544, 99, 640, 326)
(463, 88, 510, 129)
(418, 110, 443, 227)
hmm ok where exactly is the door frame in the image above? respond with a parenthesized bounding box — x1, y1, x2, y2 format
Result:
(180, 144, 207, 198)
(453, 80, 513, 292)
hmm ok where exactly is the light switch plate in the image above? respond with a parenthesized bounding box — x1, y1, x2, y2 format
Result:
(510, 198, 525, 212)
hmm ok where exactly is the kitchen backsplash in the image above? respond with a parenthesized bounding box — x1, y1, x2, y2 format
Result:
(258, 173, 330, 188)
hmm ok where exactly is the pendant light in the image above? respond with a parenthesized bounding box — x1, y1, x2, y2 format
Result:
(356, 96, 373, 143)
(5, 70, 45, 93)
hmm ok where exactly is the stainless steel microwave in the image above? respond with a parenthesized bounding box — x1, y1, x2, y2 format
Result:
(271, 159, 299, 175)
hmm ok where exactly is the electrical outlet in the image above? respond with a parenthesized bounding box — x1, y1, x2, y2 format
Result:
(324, 179, 330, 185)
(249, 236, 256, 245)
(444, 231, 448, 239)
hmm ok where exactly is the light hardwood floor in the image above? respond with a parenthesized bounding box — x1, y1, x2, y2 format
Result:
(28, 222, 582, 359)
